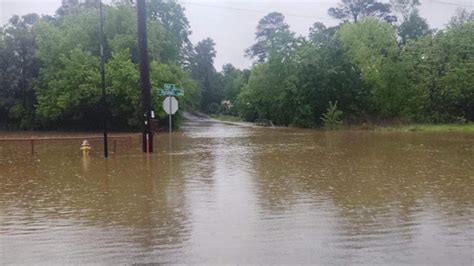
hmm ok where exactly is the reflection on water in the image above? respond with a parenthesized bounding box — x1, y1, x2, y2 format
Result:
(1, 121, 473, 264)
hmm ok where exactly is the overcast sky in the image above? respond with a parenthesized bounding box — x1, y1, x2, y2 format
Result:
(1, 0, 473, 69)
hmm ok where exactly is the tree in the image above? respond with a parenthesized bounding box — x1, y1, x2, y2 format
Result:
(390, 0, 420, 18)
(190, 38, 221, 112)
(287, 33, 365, 126)
(328, 0, 397, 23)
(56, 0, 100, 17)
(245, 12, 292, 62)
(390, 0, 429, 44)
(401, 21, 474, 122)
(218, 64, 249, 115)
(32, 2, 198, 129)
(398, 9, 429, 44)
(36, 48, 101, 128)
(147, 0, 192, 65)
(449, 8, 474, 28)
(337, 18, 409, 117)
(0, 14, 40, 128)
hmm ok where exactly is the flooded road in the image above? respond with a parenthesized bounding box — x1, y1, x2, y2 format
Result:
(1, 118, 473, 264)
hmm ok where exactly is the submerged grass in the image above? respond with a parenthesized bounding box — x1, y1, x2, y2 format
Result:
(377, 123, 474, 132)
(210, 114, 243, 123)
(208, 113, 473, 132)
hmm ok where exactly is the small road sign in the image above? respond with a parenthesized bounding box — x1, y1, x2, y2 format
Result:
(163, 96, 178, 115)
(158, 88, 184, 96)
(164, 83, 176, 91)
(171, 88, 184, 96)
(159, 83, 184, 97)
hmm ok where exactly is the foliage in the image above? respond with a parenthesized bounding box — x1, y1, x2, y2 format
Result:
(0, 1, 199, 130)
(189, 37, 222, 112)
(0, 14, 40, 129)
(449, 8, 474, 28)
(337, 18, 408, 117)
(321, 101, 343, 129)
(328, 0, 397, 23)
(1, 1, 473, 130)
(390, 0, 420, 18)
(147, 0, 192, 65)
(397, 9, 429, 44)
(245, 12, 296, 62)
(36, 48, 101, 128)
(400, 21, 474, 122)
(233, 10, 473, 127)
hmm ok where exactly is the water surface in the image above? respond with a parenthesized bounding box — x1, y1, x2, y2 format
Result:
(1, 119, 473, 264)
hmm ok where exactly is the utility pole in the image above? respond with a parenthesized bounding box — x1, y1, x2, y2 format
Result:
(137, 0, 153, 153)
(99, 0, 108, 158)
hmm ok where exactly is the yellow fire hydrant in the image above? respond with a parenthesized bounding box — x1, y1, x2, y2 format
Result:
(80, 140, 92, 157)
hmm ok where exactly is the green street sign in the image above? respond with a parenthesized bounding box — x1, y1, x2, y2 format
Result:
(158, 83, 184, 96)
(171, 88, 184, 96)
(157, 90, 168, 96)
(164, 83, 176, 91)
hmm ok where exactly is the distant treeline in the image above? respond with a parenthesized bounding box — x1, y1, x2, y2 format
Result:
(222, 1, 474, 127)
(1, 0, 473, 130)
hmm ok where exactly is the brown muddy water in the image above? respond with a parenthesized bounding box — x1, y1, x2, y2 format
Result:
(1, 118, 473, 264)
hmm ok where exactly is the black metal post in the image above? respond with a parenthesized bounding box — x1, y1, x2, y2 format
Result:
(137, 0, 153, 153)
(99, 0, 108, 158)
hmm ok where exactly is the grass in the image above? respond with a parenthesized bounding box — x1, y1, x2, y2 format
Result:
(207, 114, 473, 132)
(377, 123, 474, 132)
(210, 114, 243, 123)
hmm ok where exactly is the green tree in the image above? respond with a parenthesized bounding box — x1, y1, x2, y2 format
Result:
(289, 34, 365, 126)
(32, 1, 197, 129)
(401, 21, 474, 122)
(0, 14, 40, 128)
(449, 8, 474, 28)
(238, 54, 295, 125)
(147, 0, 192, 65)
(390, 0, 420, 18)
(337, 18, 410, 117)
(328, 0, 397, 23)
(218, 64, 249, 115)
(390, 0, 429, 44)
(190, 38, 221, 112)
(36, 48, 101, 128)
(398, 9, 429, 44)
(245, 12, 294, 62)
(321, 101, 343, 129)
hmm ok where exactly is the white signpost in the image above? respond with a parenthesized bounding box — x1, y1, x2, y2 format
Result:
(163, 96, 179, 150)
(159, 84, 184, 153)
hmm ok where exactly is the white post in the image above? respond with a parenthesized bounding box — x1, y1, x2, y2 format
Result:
(169, 96, 172, 153)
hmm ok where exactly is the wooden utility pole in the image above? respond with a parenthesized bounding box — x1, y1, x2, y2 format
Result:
(99, 0, 108, 158)
(137, 0, 153, 153)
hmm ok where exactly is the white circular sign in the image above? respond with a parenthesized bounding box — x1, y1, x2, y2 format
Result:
(163, 96, 178, 115)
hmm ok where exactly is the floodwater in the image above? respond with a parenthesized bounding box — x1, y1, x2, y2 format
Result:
(1, 118, 473, 264)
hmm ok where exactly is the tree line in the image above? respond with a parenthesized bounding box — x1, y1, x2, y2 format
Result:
(0, 0, 205, 130)
(1, 0, 473, 130)
(218, 0, 473, 127)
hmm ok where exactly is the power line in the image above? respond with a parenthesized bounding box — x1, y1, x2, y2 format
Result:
(431, 1, 474, 8)
(179, 1, 339, 21)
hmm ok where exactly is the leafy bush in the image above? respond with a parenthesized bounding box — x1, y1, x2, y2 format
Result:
(321, 101, 343, 129)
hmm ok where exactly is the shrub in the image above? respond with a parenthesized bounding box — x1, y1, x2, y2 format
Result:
(321, 101, 343, 129)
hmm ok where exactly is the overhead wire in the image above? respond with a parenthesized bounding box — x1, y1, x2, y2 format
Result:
(431, 1, 474, 8)
(432, 1, 474, 8)
(179, 1, 339, 21)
